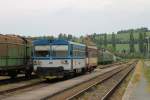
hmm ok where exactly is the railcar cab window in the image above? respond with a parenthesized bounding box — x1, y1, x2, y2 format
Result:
(34, 45, 50, 57)
(52, 45, 68, 58)
(35, 51, 49, 57)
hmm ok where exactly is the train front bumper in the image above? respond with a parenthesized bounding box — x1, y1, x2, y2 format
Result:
(36, 67, 64, 78)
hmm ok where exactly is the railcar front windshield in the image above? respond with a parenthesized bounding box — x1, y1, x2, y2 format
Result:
(34, 45, 50, 57)
(35, 51, 49, 57)
(52, 45, 68, 58)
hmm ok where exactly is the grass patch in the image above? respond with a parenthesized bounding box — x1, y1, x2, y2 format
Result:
(143, 60, 150, 92)
(132, 60, 143, 84)
(143, 66, 150, 83)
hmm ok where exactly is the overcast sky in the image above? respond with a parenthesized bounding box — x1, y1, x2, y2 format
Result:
(0, 0, 150, 37)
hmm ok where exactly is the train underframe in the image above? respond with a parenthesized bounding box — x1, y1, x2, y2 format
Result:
(0, 65, 33, 79)
(36, 65, 97, 79)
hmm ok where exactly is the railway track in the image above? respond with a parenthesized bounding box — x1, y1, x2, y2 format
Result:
(0, 62, 126, 94)
(0, 61, 137, 100)
(68, 61, 137, 100)
(102, 62, 137, 99)
(99, 61, 127, 69)
(45, 61, 136, 100)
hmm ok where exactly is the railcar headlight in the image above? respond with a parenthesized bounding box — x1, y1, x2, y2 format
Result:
(38, 61, 42, 65)
(33, 61, 41, 65)
(33, 61, 37, 65)
(61, 60, 68, 64)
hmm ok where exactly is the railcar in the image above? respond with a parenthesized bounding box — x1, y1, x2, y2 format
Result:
(0, 35, 33, 78)
(33, 39, 87, 78)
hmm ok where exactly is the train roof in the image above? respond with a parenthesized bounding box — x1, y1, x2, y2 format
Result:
(52, 39, 69, 45)
(33, 39, 52, 45)
(33, 39, 86, 46)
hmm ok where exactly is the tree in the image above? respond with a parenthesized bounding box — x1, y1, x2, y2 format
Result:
(138, 33, 145, 54)
(98, 35, 103, 48)
(58, 33, 63, 39)
(46, 35, 54, 40)
(67, 34, 73, 41)
(92, 33, 97, 41)
(104, 33, 107, 48)
(58, 33, 68, 40)
(129, 32, 135, 53)
(112, 33, 116, 51)
(143, 33, 147, 56)
(117, 27, 149, 34)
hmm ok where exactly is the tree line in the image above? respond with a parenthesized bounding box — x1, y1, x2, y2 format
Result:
(117, 27, 149, 34)
(90, 31, 149, 58)
(31, 27, 150, 58)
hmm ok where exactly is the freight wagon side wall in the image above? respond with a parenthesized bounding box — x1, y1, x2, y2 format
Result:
(7, 44, 26, 66)
(26, 40, 32, 58)
(0, 35, 32, 70)
(0, 35, 7, 67)
(6, 36, 25, 68)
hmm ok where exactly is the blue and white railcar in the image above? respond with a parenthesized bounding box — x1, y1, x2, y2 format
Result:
(33, 39, 86, 78)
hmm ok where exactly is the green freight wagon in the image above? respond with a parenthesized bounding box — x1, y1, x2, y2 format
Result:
(0, 35, 33, 78)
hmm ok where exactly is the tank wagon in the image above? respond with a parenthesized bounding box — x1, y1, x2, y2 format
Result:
(98, 49, 116, 64)
(33, 39, 98, 78)
(0, 35, 33, 78)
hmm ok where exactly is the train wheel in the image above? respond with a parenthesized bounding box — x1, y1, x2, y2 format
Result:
(25, 66, 33, 79)
(25, 71, 31, 79)
(25, 69, 32, 79)
(81, 68, 86, 74)
(64, 74, 69, 79)
(88, 67, 94, 73)
(8, 70, 17, 79)
(73, 69, 78, 76)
